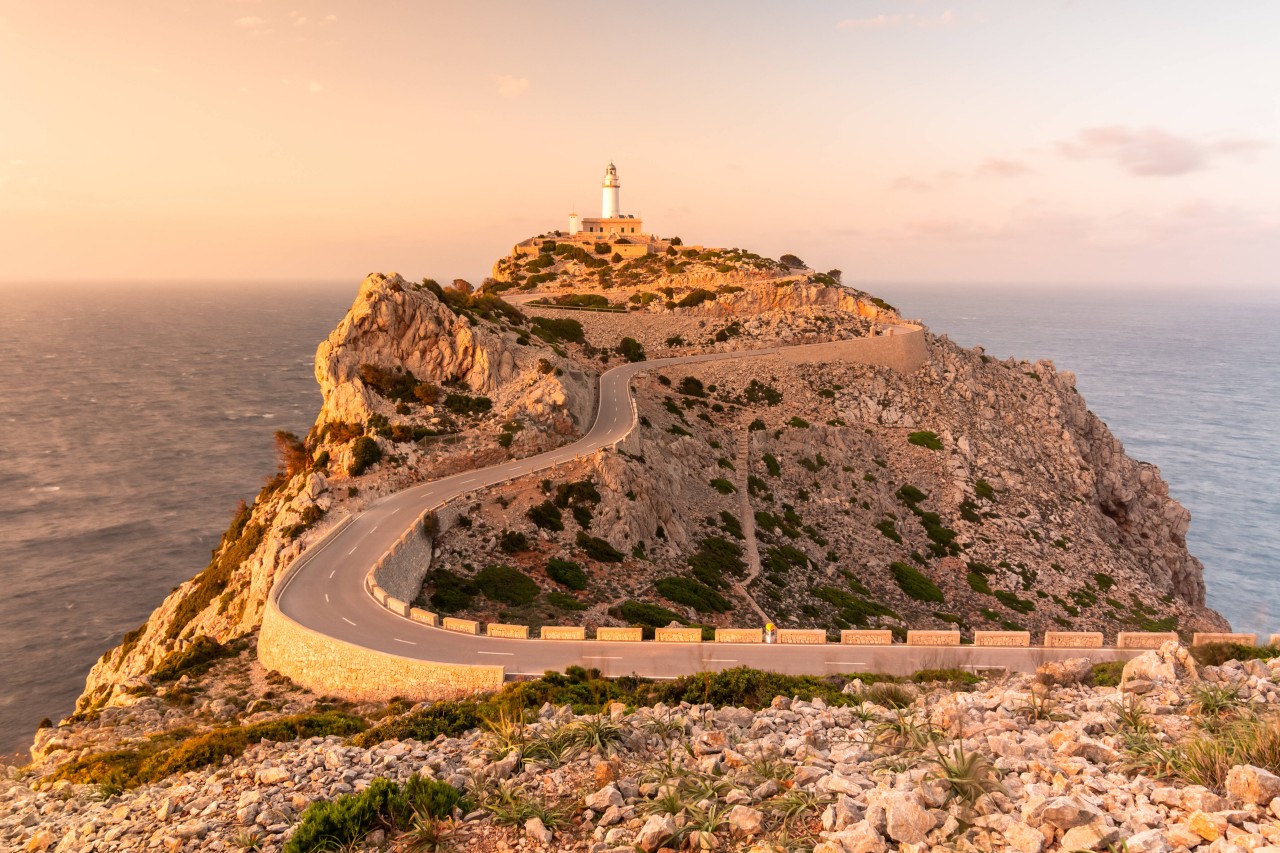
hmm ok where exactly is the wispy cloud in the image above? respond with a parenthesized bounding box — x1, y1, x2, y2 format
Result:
(280, 78, 324, 95)
(491, 74, 530, 98)
(890, 176, 933, 192)
(233, 15, 272, 36)
(1056, 126, 1268, 176)
(975, 158, 1033, 179)
(837, 11, 955, 30)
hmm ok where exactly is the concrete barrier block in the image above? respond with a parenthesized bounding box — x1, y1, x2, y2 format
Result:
(1192, 632, 1257, 647)
(409, 608, 438, 627)
(1043, 631, 1103, 648)
(778, 629, 827, 645)
(906, 630, 960, 647)
(486, 623, 529, 640)
(715, 629, 762, 644)
(384, 596, 410, 618)
(442, 617, 479, 635)
(541, 626, 586, 641)
(974, 631, 1030, 647)
(1271, 634, 1280, 649)
(655, 628, 702, 643)
(371, 585, 389, 607)
(1116, 632, 1179, 650)
(840, 630, 894, 645)
(597, 627, 643, 642)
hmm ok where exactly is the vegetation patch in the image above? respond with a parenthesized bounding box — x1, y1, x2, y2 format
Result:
(907, 430, 943, 450)
(688, 536, 746, 585)
(889, 561, 945, 603)
(546, 557, 587, 590)
(285, 776, 463, 853)
(151, 636, 233, 682)
(427, 568, 476, 612)
(474, 565, 539, 606)
(656, 577, 733, 613)
(576, 532, 625, 563)
(349, 436, 383, 476)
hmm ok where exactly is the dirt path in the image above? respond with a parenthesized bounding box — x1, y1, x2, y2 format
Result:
(732, 426, 770, 623)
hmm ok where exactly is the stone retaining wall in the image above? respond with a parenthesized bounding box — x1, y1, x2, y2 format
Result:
(1192, 632, 1257, 647)
(487, 624, 529, 640)
(777, 629, 827, 645)
(1044, 632, 1103, 648)
(258, 601, 503, 703)
(841, 630, 893, 645)
(542, 626, 586, 641)
(716, 629, 763, 644)
(597, 627, 643, 642)
(1117, 632, 1179, 649)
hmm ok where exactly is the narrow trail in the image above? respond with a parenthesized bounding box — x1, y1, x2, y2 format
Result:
(733, 426, 769, 623)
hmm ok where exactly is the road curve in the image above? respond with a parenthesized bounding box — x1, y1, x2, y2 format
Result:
(270, 330, 1137, 681)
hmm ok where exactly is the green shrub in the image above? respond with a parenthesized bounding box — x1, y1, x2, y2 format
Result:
(474, 565, 539, 606)
(719, 510, 744, 539)
(167, 515, 265, 640)
(547, 592, 588, 611)
(1190, 643, 1280, 667)
(351, 701, 481, 748)
(787, 416, 810, 429)
(349, 436, 383, 476)
(974, 479, 996, 501)
(688, 536, 746, 585)
(744, 380, 782, 406)
(907, 431, 943, 450)
(527, 500, 564, 531)
(656, 577, 733, 613)
(1093, 572, 1116, 592)
(762, 453, 781, 476)
(889, 561, 945, 603)
(576, 532, 624, 563)
(676, 289, 716, 308)
(966, 572, 993, 595)
(617, 337, 646, 362)
(152, 637, 231, 682)
(530, 316, 586, 344)
(546, 558, 587, 590)
(285, 776, 464, 853)
(617, 600, 685, 628)
(498, 530, 531, 554)
(709, 477, 736, 495)
(443, 393, 492, 416)
(427, 568, 475, 612)
(876, 520, 903, 544)
(896, 484, 928, 505)
(993, 590, 1035, 614)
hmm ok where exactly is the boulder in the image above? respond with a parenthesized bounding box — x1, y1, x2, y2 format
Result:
(634, 813, 677, 853)
(1060, 819, 1118, 851)
(1123, 829, 1172, 853)
(1036, 657, 1094, 687)
(726, 805, 765, 838)
(830, 820, 888, 853)
(1227, 764, 1280, 805)
(1028, 795, 1103, 830)
(883, 792, 935, 844)
(1121, 641, 1200, 687)
(585, 785, 624, 811)
(524, 816, 552, 845)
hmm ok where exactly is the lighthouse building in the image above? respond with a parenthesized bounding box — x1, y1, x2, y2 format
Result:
(569, 163, 645, 238)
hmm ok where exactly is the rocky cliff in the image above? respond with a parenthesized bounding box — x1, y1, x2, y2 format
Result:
(70, 239, 1223, 721)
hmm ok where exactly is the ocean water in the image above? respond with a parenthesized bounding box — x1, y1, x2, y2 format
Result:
(0, 282, 356, 761)
(0, 281, 1276, 759)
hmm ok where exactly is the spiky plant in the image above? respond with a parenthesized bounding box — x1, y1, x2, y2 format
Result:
(568, 714, 625, 756)
(395, 812, 457, 853)
(765, 788, 832, 829)
(638, 786, 690, 817)
(746, 750, 794, 785)
(927, 741, 1006, 811)
(1189, 680, 1245, 722)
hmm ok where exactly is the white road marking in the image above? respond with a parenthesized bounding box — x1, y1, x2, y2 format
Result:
(390, 507, 401, 515)
(324, 594, 330, 603)
(342, 617, 356, 626)
(706, 658, 738, 663)
(582, 656, 622, 660)
(477, 651, 514, 656)
(826, 662, 866, 666)
(348, 547, 358, 555)
(328, 570, 336, 579)
(393, 638, 416, 645)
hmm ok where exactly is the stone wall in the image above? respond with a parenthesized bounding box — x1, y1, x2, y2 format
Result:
(771, 325, 928, 374)
(370, 511, 435, 604)
(258, 602, 503, 702)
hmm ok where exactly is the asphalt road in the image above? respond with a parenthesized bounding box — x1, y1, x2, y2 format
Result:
(273, 332, 1138, 679)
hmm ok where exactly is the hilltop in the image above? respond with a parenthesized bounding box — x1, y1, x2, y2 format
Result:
(67, 237, 1224, 719)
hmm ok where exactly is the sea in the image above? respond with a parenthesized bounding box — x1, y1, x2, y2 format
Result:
(0, 280, 1276, 760)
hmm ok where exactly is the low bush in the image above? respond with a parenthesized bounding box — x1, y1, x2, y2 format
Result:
(427, 568, 475, 612)
(526, 500, 564, 532)
(656, 577, 733, 613)
(889, 561, 945, 603)
(352, 701, 482, 748)
(474, 565, 539, 606)
(1191, 643, 1280, 667)
(285, 776, 463, 853)
(907, 431, 943, 450)
(576, 532, 624, 563)
(151, 636, 232, 682)
(547, 592, 588, 611)
(709, 477, 736, 495)
(531, 316, 585, 345)
(675, 289, 716, 308)
(617, 337, 646, 362)
(349, 436, 383, 476)
(546, 557, 587, 590)
(688, 536, 746, 585)
(498, 530, 531, 554)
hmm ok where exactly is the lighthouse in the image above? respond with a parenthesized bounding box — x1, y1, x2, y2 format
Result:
(602, 162, 620, 218)
(570, 162, 644, 238)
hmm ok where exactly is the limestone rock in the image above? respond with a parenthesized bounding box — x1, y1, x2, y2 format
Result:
(726, 805, 765, 838)
(1036, 657, 1094, 687)
(1226, 764, 1280, 805)
(883, 792, 935, 844)
(1122, 641, 1200, 687)
(634, 813, 677, 853)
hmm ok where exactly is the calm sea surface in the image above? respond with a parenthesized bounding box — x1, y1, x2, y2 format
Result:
(0, 281, 1276, 758)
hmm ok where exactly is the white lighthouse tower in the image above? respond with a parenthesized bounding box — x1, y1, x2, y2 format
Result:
(602, 162, 620, 218)
(571, 162, 644, 238)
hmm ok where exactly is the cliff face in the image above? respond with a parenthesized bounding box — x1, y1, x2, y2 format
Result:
(75, 272, 594, 715)
(71, 244, 1223, 719)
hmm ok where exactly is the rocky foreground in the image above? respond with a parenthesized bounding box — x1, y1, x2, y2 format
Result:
(8, 643, 1280, 852)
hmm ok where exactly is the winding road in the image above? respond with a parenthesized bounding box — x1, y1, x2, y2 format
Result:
(269, 331, 1137, 683)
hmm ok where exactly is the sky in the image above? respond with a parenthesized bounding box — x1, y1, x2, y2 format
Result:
(0, 1, 1277, 288)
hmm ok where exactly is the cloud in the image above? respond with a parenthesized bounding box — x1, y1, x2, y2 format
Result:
(1056, 126, 1268, 176)
(491, 74, 530, 98)
(232, 16, 265, 28)
(279, 78, 324, 95)
(890, 176, 933, 192)
(837, 11, 955, 30)
(975, 158, 1033, 179)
